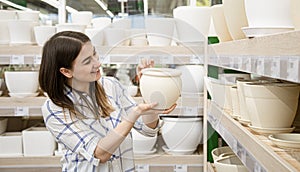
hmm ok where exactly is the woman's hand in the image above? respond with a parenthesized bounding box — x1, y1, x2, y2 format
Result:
(136, 58, 154, 81)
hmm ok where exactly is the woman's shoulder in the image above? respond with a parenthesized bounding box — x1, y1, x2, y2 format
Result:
(99, 76, 122, 88)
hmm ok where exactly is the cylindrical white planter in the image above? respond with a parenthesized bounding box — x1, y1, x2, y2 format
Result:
(140, 68, 182, 110)
(17, 11, 40, 22)
(0, 132, 23, 157)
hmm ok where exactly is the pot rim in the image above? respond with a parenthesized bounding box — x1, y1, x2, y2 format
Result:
(141, 68, 182, 77)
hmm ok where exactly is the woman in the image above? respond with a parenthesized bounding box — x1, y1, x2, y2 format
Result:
(39, 31, 176, 171)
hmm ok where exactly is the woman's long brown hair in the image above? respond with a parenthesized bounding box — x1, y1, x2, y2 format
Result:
(39, 31, 114, 118)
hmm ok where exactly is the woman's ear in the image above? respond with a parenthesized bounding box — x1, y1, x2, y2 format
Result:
(59, 67, 73, 78)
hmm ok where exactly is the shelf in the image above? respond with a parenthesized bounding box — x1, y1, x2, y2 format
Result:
(0, 149, 203, 171)
(0, 45, 205, 65)
(209, 30, 300, 83)
(208, 101, 300, 172)
(0, 95, 203, 117)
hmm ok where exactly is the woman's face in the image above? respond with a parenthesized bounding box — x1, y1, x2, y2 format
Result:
(69, 41, 101, 89)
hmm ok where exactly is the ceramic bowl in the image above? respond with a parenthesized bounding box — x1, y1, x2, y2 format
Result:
(211, 146, 235, 162)
(139, 68, 182, 110)
(131, 128, 157, 153)
(5, 71, 39, 94)
(269, 133, 300, 149)
(160, 116, 202, 152)
(214, 155, 248, 172)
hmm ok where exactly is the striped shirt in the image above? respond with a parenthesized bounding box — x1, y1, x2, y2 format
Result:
(42, 77, 159, 172)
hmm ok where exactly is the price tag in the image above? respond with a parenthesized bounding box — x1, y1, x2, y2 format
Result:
(10, 55, 25, 64)
(15, 107, 29, 116)
(256, 58, 264, 75)
(160, 55, 174, 64)
(135, 164, 149, 172)
(287, 58, 299, 82)
(183, 106, 198, 114)
(174, 164, 187, 172)
(34, 55, 42, 64)
(271, 58, 280, 78)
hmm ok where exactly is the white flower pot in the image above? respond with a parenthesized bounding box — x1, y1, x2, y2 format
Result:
(290, 0, 300, 30)
(34, 25, 56, 46)
(145, 18, 175, 46)
(211, 4, 233, 42)
(0, 20, 11, 44)
(92, 17, 111, 30)
(173, 6, 211, 41)
(8, 20, 38, 44)
(85, 28, 105, 46)
(17, 11, 40, 22)
(71, 11, 93, 26)
(4, 71, 39, 95)
(0, 10, 16, 20)
(140, 68, 182, 110)
(244, 0, 293, 28)
(161, 116, 202, 153)
(176, 65, 204, 94)
(131, 128, 157, 153)
(214, 155, 248, 172)
(243, 83, 300, 128)
(0, 132, 23, 157)
(111, 18, 132, 29)
(103, 28, 129, 46)
(22, 127, 56, 156)
(211, 146, 234, 162)
(222, 0, 248, 40)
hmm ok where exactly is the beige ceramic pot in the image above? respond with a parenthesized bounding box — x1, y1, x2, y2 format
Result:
(211, 146, 234, 162)
(291, 0, 300, 30)
(140, 68, 182, 110)
(222, 0, 248, 40)
(243, 83, 300, 128)
(214, 155, 248, 172)
(211, 4, 232, 42)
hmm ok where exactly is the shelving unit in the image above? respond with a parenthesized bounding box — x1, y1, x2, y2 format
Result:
(206, 30, 300, 172)
(0, 44, 205, 171)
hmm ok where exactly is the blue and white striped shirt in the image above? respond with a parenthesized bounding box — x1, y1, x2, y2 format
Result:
(42, 77, 159, 172)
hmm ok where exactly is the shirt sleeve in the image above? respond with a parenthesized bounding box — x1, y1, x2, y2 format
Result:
(42, 99, 101, 166)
